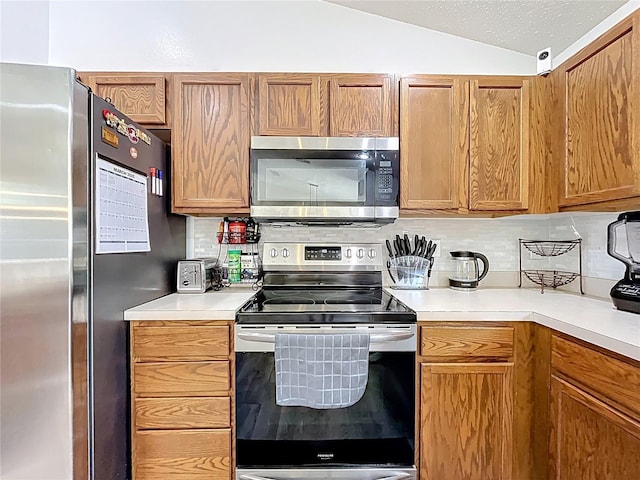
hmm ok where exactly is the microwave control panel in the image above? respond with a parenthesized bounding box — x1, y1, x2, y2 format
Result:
(377, 160, 394, 194)
(375, 152, 399, 204)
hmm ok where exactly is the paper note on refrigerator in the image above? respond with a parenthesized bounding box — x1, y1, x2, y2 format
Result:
(95, 157, 150, 254)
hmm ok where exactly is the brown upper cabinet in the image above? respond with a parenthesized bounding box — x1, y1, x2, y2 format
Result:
(554, 12, 640, 208)
(400, 75, 531, 213)
(470, 77, 530, 211)
(171, 74, 250, 214)
(80, 73, 169, 127)
(400, 77, 469, 210)
(328, 74, 396, 137)
(254, 73, 396, 137)
(256, 74, 321, 136)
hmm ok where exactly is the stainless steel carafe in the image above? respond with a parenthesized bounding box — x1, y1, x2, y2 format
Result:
(448, 251, 489, 290)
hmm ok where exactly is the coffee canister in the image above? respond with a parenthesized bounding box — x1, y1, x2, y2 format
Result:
(228, 249, 242, 283)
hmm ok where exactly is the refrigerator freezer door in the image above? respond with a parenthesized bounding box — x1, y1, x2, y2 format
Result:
(0, 63, 90, 480)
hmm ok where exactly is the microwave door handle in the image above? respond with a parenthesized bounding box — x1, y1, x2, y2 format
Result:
(237, 331, 415, 344)
(238, 475, 276, 480)
(378, 474, 412, 480)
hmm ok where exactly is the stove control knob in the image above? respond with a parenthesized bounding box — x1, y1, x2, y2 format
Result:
(368, 248, 377, 258)
(345, 248, 352, 259)
(356, 248, 365, 259)
(282, 248, 290, 258)
(269, 248, 278, 258)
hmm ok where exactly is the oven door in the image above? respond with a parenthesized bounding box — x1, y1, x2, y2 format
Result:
(235, 325, 416, 472)
(250, 137, 399, 223)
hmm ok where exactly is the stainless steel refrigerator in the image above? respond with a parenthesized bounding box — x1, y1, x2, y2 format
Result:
(0, 63, 186, 480)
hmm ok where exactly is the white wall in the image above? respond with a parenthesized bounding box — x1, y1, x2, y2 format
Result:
(48, 0, 534, 74)
(0, 0, 49, 64)
(554, 0, 640, 67)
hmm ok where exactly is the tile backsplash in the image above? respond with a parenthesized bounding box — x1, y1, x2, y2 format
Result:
(189, 212, 626, 297)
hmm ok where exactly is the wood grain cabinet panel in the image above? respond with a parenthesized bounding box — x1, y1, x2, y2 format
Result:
(132, 325, 230, 362)
(551, 335, 640, 419)
(329, 74, 396, 136)
(135, 397, 231, 429)
(134, 361, 230, 397)
(557, 14, 640, 206)
(420, 363, 514, 480)
(134, 429, 231, 480)
(420, 326, 514, 359)
(470, 77, 530, 211)
(549, 376, 640, 480)
(172, 74, 250, 213)
(82, 74, 167, 125)
(399, 76, 469, 210)
(256, 74, 321, 136)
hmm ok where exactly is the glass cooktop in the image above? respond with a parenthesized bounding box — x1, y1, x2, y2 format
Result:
(236, 288, 416, 324)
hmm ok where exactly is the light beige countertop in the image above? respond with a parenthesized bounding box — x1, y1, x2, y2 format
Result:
(124, 287, 640, 361)
(388, 287, 640, 362)
(124, 287, 257, 321)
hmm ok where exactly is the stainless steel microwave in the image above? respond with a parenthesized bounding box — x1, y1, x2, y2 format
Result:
(250, 136, 399, 224)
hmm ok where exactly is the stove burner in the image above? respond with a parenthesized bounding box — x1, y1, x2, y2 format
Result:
(262, 296, 315, 305)
(323, 293, 382, 305)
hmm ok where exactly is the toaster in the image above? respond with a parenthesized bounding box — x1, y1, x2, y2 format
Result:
(177, 258, 219, 293)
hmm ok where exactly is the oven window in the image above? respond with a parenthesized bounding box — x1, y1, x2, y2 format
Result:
(236, 352, 415, 467)
(252, 156, 372, 206)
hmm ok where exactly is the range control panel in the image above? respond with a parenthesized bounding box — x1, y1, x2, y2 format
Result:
(263, 242, 383, 271)
(305, 246, 342, 261)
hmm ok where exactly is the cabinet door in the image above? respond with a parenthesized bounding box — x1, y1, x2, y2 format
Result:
(256, 74, 321, 136)
(172, 74, 250, 212)
(420, 363, 513, 480)
(549, 376, 640, 480)
(470, 77, 530, 211)
(557, 14, 640, 206)
(329, 74, 396, 136)
(400, 77, 469, 210)
(84, 74, 167, 126)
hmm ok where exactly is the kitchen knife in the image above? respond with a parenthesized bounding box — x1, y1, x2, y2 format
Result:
(427, 242, 437, 258)
(386, 239, 395, 258)
(396, 235, 404, 256)
(425, 240, 433, 258)
(403, 234, 411, 256)
(412, 234, 420, 255)
(394, 236, 403, 256)
(417, 236, 426, 257)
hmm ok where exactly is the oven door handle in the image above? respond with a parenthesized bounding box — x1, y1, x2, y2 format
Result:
(236, 331, 415, 344)
(239, 474, 411, 480)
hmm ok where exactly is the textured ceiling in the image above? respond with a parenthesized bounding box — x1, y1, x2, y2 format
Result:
(325, 0, 627, 56)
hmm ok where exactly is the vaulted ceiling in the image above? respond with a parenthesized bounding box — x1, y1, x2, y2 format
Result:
(325, 0, 628, 56)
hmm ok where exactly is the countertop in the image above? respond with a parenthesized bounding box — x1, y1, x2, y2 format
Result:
(124, 287, 257, 321)
(124, 287, 640, 362)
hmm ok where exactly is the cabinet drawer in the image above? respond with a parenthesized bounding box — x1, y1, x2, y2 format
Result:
(134, 362, 230, 397)
(132, 325, 230, 361)
(135, 397, 231, 429)
(552, 335, 640, 418)
(134, 429, 230, 480)
(420, 326, 514, 358)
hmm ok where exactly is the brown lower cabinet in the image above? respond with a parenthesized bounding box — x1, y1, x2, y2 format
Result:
(130, 320, 234, 480)
(549, 334, 640, 480)
(418, 323, 523, 480)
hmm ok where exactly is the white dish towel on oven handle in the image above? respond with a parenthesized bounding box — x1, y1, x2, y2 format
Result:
(274, 333, 370, 409)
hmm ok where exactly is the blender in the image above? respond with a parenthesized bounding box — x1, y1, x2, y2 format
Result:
(607, 211, 640, 314)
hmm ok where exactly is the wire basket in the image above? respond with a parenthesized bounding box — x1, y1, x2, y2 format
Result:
(521, 240, 579, 257)
(522, 269, 579, 293)
(387, 255, 433, 290)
